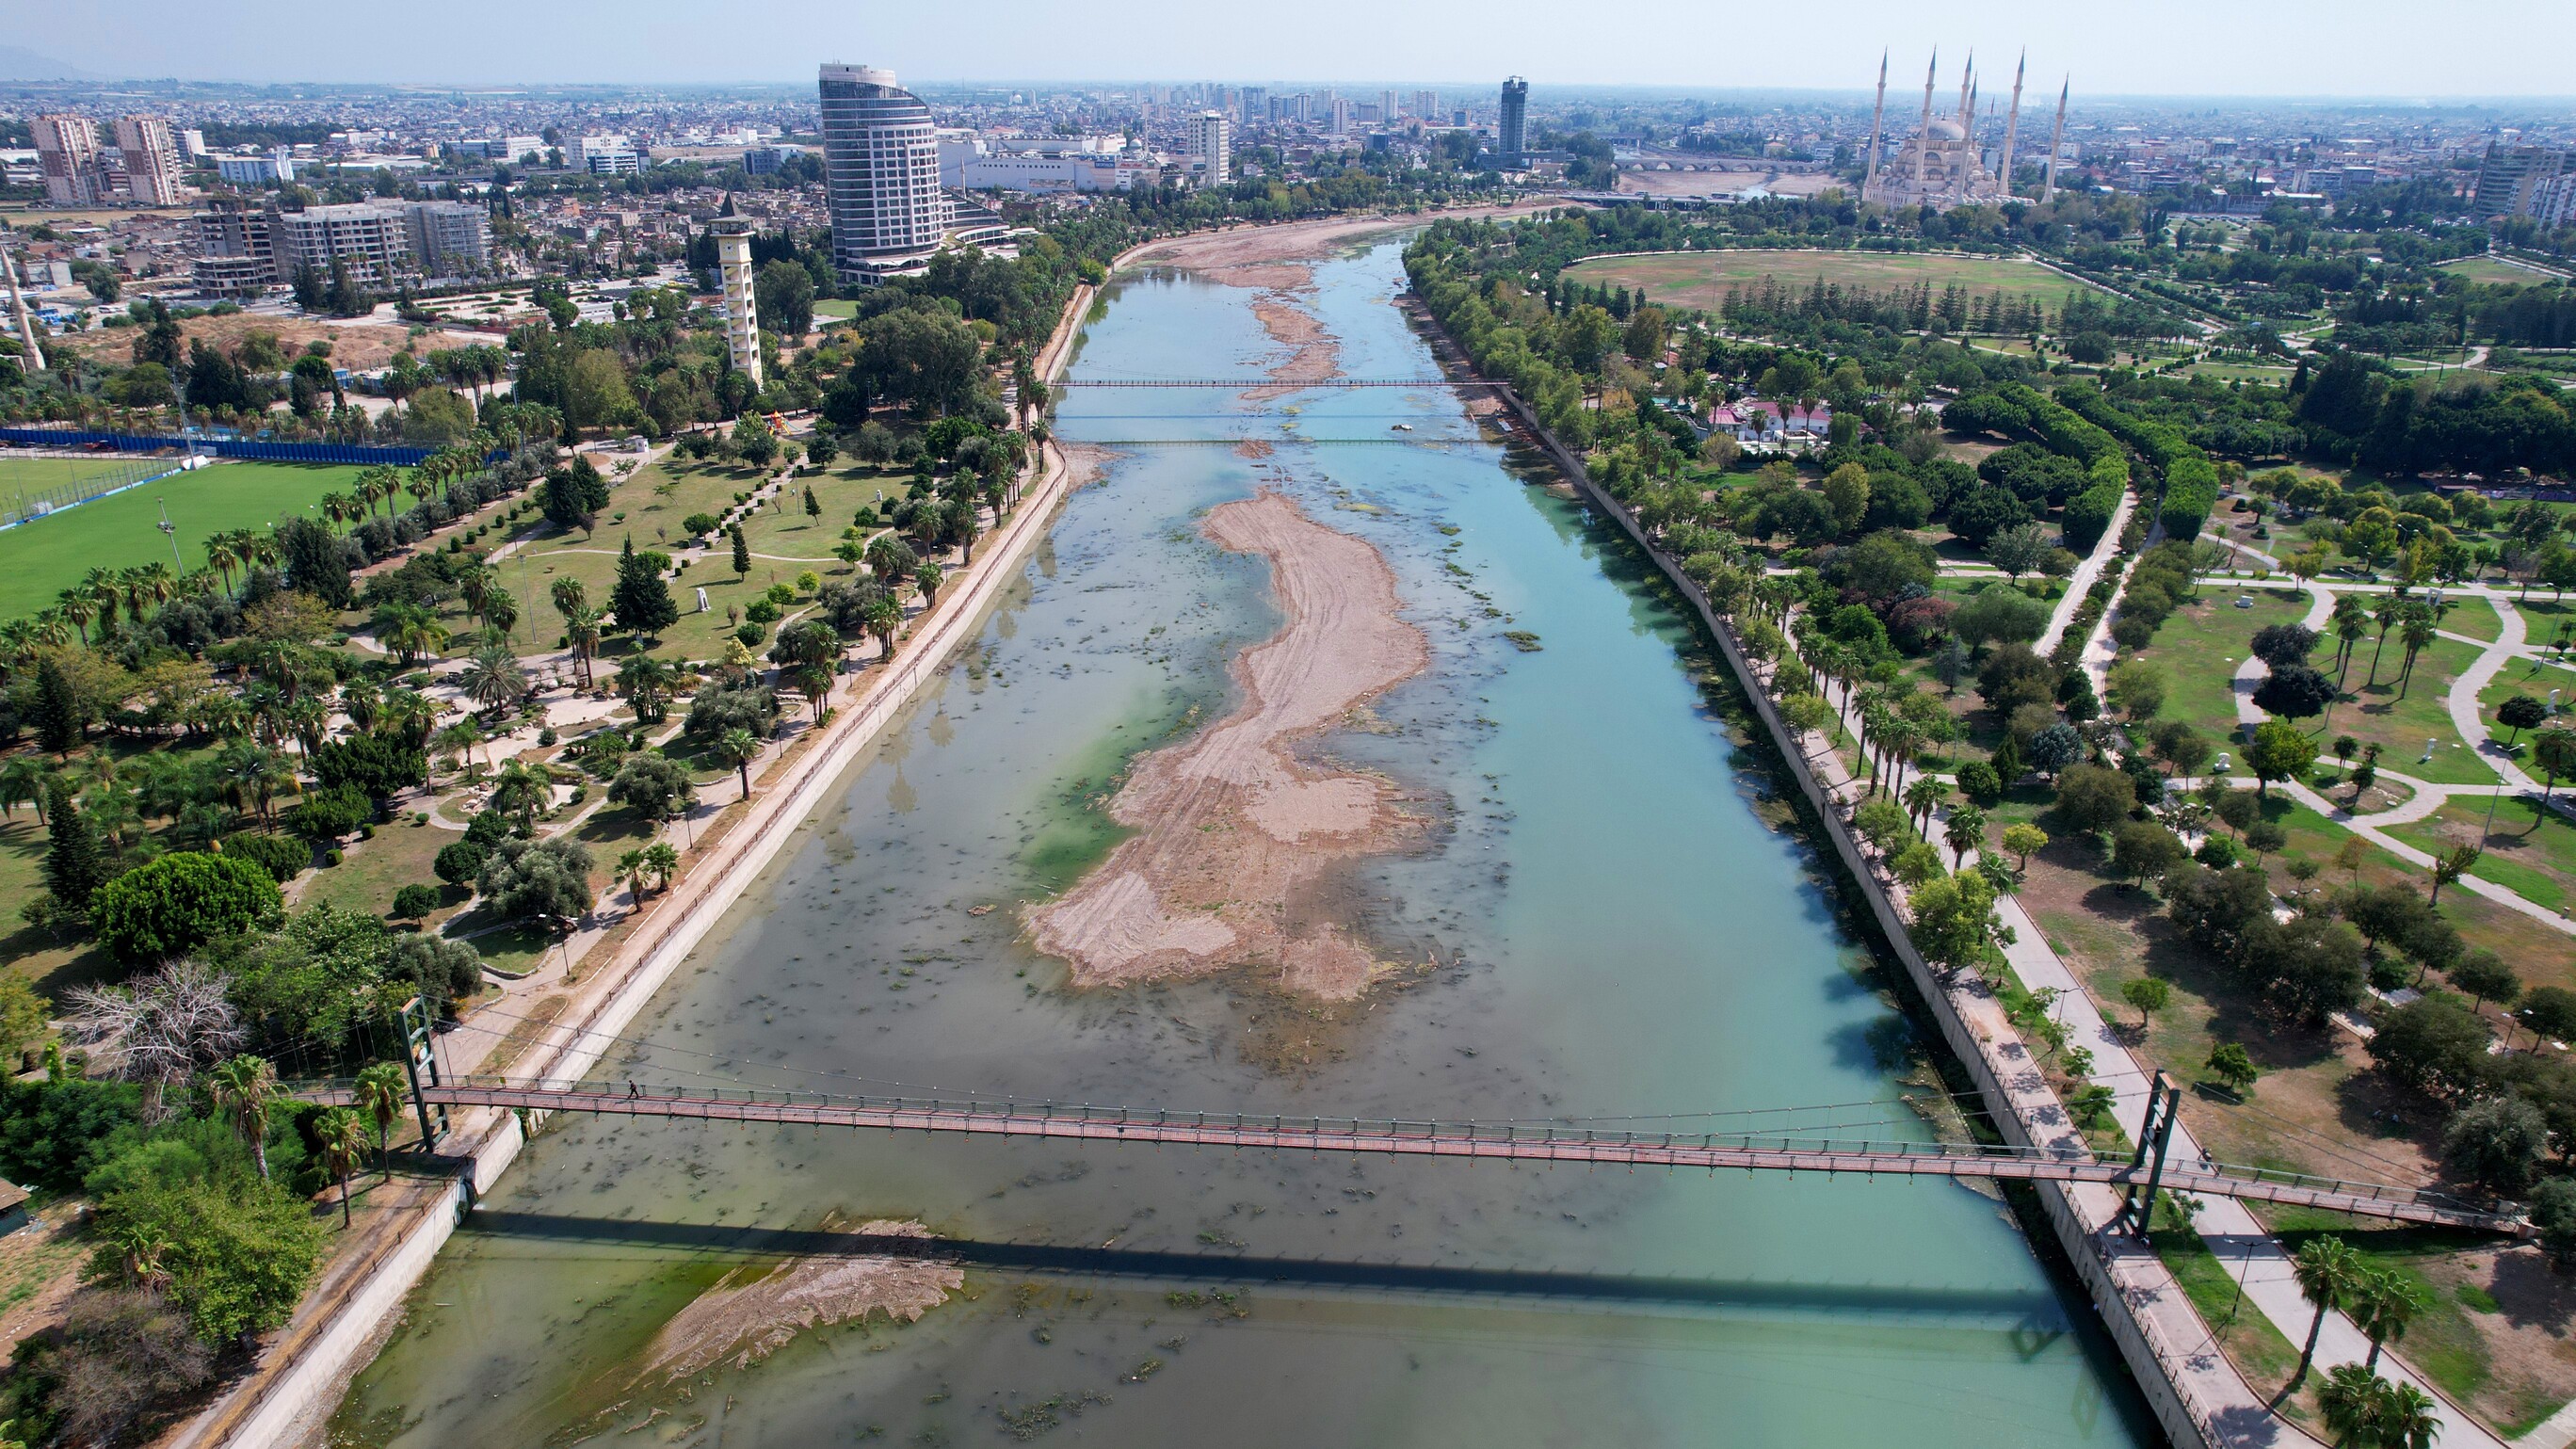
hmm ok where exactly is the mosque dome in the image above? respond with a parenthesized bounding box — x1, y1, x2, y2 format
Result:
(1925, 119, 1967, 142)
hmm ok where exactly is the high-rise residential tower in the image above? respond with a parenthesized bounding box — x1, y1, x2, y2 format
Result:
(32, 115, 103, 206)
(819, 63, 946, 285)
(1186, 111, 1232, 185)
(112, 116, 185, 205)
(710, 214, 764, 389)
(1499, 77, 1529, 168)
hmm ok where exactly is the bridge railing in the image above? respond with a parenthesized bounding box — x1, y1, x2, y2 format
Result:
(286, 1075, 2504, 1222)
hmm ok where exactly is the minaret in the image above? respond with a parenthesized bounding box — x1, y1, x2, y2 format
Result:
(1915, 51, 1938, 188)
(1862, 49, 1889, 198)
(2042, 76, 2069, 201)
(3, 241, 40, 375)
(1953, 76, 1978, 201)
(1956, 52, 1975, 124)
(1997, 52, 2026, 201)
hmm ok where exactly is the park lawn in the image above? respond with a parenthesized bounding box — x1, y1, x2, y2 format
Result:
(2152, 1207, 2307, 1404)
(293, 812, 456, 925)
(1559, 250, 2103, 314)
(2183, 361, 2299, 384)
(2329, 634, 2497, 786)
(0, 811, 121, 997)
(2259, 1208, 2511, 1420)
(2476, 665, 2576, 754)
(2127, 592, 2313, 744)
(0, 460, 367, 620)
(2386, 794, 2576, 917)
(2440, 255, 2550, 286)
(2437, 594, 2504, 645)
(814, 298, 861, 323)
(2266, 799, 2576, 993)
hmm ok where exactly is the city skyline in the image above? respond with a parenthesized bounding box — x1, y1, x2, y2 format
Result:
(12, 0, 2576, 99)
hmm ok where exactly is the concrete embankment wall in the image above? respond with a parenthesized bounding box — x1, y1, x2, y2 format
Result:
(194, 286, 1103, 1449)
(1484, 378, 2219, 1449)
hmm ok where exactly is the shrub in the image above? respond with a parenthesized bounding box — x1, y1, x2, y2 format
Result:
(217, 832, 310, 885)
(1956, 759, 2003, 805)
(91, 853, 283, 965)
(2053, 764, 2136, 835)
(1952, 586, 2049, 648)
(2441, 1096, 2547, 1194)
(432, 839, 489, 886)
(475, 836, 593, 929)
(389, 883, 443, 920)
(282, 785, 369, 845)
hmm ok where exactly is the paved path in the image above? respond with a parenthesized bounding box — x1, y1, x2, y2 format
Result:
(1795, 618, 2501, 1446)
(2214, 576, 2576, 933)
(2039, 489, 2138, 658)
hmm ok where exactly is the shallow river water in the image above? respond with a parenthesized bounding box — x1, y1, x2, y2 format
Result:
(333, 239, 2151, 1448)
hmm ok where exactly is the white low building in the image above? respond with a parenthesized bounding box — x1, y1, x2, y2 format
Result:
(957, 154, 1135, 192)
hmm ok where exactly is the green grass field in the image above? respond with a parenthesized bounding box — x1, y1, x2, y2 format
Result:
(0, 460, 365, 620)
(1559, 250, 2104, 315)
(2438, 255, 2559, 287)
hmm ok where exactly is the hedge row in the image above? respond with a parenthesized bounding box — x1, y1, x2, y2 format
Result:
(2160, 454, 2221, 540)
(2061, 452, 2132, 551)
(1991, 382, 2125, 468)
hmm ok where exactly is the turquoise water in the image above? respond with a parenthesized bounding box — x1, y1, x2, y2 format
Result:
(332, 242, 2149, 1448)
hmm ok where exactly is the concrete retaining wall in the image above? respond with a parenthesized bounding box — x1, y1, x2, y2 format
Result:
(1489, 378, 2222, 1449)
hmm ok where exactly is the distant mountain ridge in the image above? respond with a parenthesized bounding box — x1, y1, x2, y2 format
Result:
(0, 47, 94, 82)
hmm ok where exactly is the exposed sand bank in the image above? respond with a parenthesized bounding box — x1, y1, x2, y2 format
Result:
(637, 1219, 961, 1381)
(1247, 297, 1339, 400)
(1027, 489, 1428, 998)
(1123, 201, 1559, 291)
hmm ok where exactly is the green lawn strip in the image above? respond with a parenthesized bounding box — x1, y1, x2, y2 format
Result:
(0, 460, 367, 620)
(292, 815, 445, 923)
(2475, 661, 2576, 755)
(1560, 249, 2102, 314)
(2150, 1207, 2305, 1398)
(2130, 592, 2313, 744)
(2437, 595, 2504, 645)
(2325, 633, 2496, 786)
(2256, 1207, 2497, 1411)
(2266, 798, 2576, 991)
(2383, 795, 2576, 916)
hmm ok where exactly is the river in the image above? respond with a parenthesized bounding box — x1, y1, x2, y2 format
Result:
(332, 237, 2150, 1448)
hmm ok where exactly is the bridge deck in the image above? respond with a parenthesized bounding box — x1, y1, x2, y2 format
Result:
(1055, 378, 1492, 388)
(306, 1081, 2524, 1236)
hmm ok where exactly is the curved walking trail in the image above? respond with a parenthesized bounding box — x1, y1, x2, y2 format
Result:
(2218, 576, 2576, 937)
(1029, 489, 1428, 998)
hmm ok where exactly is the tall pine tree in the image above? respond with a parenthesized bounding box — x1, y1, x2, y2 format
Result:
(609, 537, 679, 643)
(730, 525, 751, 580)
(41, 780, 105, 910)
(32, 654, 78, 756)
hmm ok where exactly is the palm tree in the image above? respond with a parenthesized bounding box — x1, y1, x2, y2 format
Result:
(2319, 1364, 2380, 1446)
(619, 848, 653, 903)
(2373, 1379, 2439, 1449)
(375, 602, 450, 665)
(1903, 776, 1950, 838)
(432, 720, 482, 779)
(862, 594, 902, 662)
(0, 758, 46, 821)
(208, 1053, 280, 1181)
(54, 588, 94, 646)
(2393, 614, 2438, 699)
(2288, 1234, 2362, 1391)
(316, 1105, 368, 1226)
(204, 532, 243, 592)
(2363, 596, 2403, 687)
(216, 741, 294, 819)
(353, 1061, 410, 1179)
(2352, 1265, 2423, 1372)
(489, 759, 549, 831)
(378, 689, 439, 750)
(460, 645, 528, 714)
(1942, 806, 1987, 871)
(715, 727, 761, 800)
(644, 841, 680, 893)
(617, 653, 675, 724)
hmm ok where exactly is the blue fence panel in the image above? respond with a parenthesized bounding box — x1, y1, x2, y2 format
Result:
(0, 429, 440, 467)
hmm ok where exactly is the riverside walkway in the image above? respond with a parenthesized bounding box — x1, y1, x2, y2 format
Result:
(297, 1077, 2523, 1234)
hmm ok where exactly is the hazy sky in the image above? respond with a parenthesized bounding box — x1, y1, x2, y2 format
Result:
(35, 0, 2576, 100)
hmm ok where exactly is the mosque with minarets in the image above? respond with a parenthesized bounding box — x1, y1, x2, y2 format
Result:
(1859, 49, 2070, 212)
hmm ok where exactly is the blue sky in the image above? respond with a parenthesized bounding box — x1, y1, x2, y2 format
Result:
(37, 0, 2576, 99)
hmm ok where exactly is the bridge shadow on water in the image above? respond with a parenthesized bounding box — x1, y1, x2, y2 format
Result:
(465, 1211, 2069, 1343)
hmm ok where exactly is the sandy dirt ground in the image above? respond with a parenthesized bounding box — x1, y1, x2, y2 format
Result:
(1247, 298, 1339, 400)
(1617, 169, 1843, 199)
(637, 1220, 961, 1380)
(53, 311, 423, 372)
(1027, 488, 1428, 998)
(1125, 201, 1558, 292)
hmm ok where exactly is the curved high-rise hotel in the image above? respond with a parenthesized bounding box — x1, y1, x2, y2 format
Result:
(819, 64, 947, 285)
